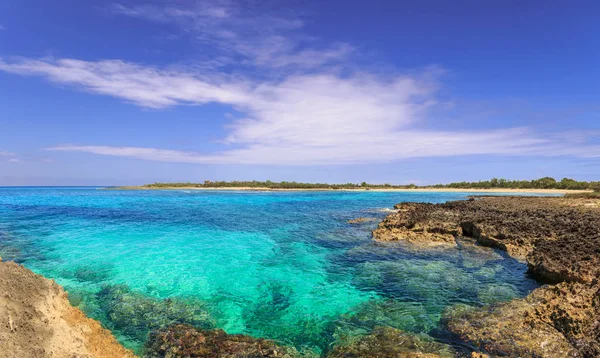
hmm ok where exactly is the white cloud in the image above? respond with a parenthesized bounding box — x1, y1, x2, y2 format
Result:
(0, 151, 15, 156)
(8, 158, 21, 163)
(0, 58, 251, 108)
(0, 24, 5, 30)
(2, 56, 598, 165)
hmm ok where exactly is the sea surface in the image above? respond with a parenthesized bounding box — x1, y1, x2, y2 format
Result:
(0, 187, 545, 354)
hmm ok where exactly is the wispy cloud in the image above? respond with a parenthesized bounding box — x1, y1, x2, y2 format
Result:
(8, 158, 21, 163)
(0, 151, 15, 156)
(2, 56, 599, 164)
(0, 24, 5, 30)
(110, 1, 351, 69)
(0, 58, 251, 108)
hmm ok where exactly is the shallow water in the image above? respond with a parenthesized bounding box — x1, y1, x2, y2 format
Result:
(0, 188, 543, 354)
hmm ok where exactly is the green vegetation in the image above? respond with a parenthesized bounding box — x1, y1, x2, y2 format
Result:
(138, 177, 599, 191)
(430, 177, 599, 190)
(143, 180, 400, 189)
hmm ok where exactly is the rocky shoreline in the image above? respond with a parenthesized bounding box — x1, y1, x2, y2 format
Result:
(0, 259, 135, 358)
(373, 196, 600, 357)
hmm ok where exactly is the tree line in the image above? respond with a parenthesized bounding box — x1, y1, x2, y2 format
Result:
(431, 177, 600, 191)
(143, 177, 600, 191)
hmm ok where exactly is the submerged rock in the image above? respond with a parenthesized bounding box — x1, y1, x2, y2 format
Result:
(347, 217, 378, 224)
(97, 284, 215, 344)
(353, 259, 480, 306)
(335, 298, 439, 337)
(445, 281, 600, 357)
(144, 324, 299, 358)
(327, 326, 454, 358)
(374, 196, 600, 356)
(0, 259, 134, 358)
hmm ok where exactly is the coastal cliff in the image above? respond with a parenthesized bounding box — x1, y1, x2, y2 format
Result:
(373, 196, 600, 357)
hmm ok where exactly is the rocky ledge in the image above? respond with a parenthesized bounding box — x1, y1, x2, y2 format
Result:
(0, 258, 135, 358)
(373, 196, 600, 357)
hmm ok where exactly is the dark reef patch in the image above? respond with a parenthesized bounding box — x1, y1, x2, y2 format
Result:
(144, 324, 300, 358)
(96, 284, 216, 343)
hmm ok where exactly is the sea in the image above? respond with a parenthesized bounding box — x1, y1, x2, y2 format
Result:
(0, 187, 544, 354)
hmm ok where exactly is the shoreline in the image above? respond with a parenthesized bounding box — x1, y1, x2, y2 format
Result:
(110, 186, 591, 194)
(373, 195, 600, 356)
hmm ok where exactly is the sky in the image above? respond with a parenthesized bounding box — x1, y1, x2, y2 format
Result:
(0, 0, 599, 185)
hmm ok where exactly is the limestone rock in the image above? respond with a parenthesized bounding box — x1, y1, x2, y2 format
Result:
(327, 326, 454, 358)
(0, 260, 134, 358)
(144, 324, 299, 358)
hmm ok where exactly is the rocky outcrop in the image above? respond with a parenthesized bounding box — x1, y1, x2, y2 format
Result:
(373, 196, 600, 357)
(0, 259, 134, 358)
(444, 286, 571, 357)
(372, 203, 460, 247)
(373, 196, 600, 279)
(327, 326, 454, 358)
(445, 280, 600, 357)
(144, 324, 299, 358)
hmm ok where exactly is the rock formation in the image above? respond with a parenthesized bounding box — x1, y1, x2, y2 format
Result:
(327, 326, 453, 358)
(144, 324, 299, 358)
(373, 196, 600, 357)
(0, 259, 134, 358)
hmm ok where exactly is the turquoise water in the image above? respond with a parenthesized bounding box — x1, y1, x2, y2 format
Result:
(0, 188, 541, 354)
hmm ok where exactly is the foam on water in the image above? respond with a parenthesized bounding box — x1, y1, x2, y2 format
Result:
(0, 188, 543, 354)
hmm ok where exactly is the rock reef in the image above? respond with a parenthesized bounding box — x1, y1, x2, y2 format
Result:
(327, 326, 453, 358)
(347, 217, 378, 224)
(373, 196, 600, 357)
(144, 324, 299, 358)
(0, 259, 134, 358)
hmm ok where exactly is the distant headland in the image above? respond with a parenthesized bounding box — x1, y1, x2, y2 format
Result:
(110, 177, 600, 194)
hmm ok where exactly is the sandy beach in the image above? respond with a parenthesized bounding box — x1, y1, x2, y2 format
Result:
(112, 186, 592, 194)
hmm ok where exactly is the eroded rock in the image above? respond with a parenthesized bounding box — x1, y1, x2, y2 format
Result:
(372, 203, 460, 247)
(327, 326, 454, 358)
(445, 280, 600, 357)
(0, 259, 134, 358)
(373, 197, 600, 282)
(144, 324, 299, 358)
(374, 196, 600, 357)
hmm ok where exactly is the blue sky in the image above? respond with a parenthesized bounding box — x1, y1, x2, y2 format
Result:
(0, 0, 599, 185)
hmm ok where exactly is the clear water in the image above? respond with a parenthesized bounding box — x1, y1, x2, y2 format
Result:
(0, 188, 542, 355)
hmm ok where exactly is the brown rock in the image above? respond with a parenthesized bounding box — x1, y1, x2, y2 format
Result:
(373, 196, 600, 356)
(444, 281, 600, 357)
(373, 196, 600, 282)
(469, 353, 490, 358)
(372, 203, 459, 247)
(327, 326, 454, 358)
(0, 259, 134, 358)
(144, 324, 299, 358)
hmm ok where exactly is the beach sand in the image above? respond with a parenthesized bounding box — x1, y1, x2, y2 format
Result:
(113, 186, 591, 194)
